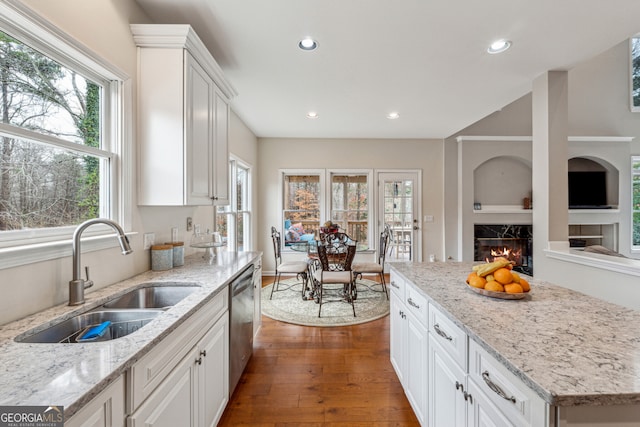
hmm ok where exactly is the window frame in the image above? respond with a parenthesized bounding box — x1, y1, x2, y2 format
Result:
(280, 168, 375, 252)
(327, 169, 374, 248)
(217, 156, 252, 252)
(0, 1, 132, 269)
(630, 35, 640, 112)
(632, 155, 640, 251)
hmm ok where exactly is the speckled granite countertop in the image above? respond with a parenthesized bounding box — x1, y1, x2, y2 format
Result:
(390, 261, 640, 408)
(0, 251, 261, 418)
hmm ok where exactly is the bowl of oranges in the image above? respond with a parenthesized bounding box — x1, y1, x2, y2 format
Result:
(466, 258, 530, 300)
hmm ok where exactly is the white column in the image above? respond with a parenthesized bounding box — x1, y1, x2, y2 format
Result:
(532, 71, 569, 278)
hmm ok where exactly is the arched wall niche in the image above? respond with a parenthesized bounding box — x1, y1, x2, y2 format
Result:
(473, 155, 532, 206)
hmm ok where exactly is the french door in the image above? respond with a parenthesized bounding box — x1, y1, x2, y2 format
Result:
(378, 171, 421, 263)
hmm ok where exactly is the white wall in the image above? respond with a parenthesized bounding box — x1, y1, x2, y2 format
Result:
(0, 2, 259, 325)
(257, 138, 444, 272)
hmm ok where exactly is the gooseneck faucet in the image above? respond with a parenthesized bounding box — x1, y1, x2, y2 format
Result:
(69, 218, 133, 306)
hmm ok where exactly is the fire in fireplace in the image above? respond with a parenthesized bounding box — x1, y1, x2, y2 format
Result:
(474, 224, 533, 275)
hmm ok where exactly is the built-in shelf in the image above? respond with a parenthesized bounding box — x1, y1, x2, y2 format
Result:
(473, 205, 532, 214)
(568, 235, 603, 239)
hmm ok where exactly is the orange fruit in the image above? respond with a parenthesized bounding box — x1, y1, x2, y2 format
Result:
(519, 278, 530, 292)
(511, 272, 521, 283)
(493, 268, 513, 285)
(485, 274, 495, 282)
(468, 275, 487, 289)
(485, 281, 504, 292)
(504, 283, 524, 294)
(467, 272, 477, 284)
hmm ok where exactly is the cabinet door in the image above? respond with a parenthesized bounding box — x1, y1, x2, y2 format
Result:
(389, 293, 406, 384)
(199, 313, 229, 427)
(212, 88, 229, 205)
(428, 335, 467, 427)
(128, 347, 198, 427)
(65, 375, 125, 427)
(185, 52, 215, 206)
(467, 379, 514, 427)
(405, 311, 428, 425)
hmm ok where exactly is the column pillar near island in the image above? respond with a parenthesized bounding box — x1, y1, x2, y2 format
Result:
(532, 70, 569, 280)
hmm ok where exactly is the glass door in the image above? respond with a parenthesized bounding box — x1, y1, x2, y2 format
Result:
(378, 172, 421, 263)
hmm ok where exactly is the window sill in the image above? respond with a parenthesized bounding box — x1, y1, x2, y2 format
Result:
(545, 241, 640, 278)
(0, 232, 138, 270)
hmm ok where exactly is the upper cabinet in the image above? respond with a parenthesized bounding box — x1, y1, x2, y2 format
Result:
(132, 24, 236, 206)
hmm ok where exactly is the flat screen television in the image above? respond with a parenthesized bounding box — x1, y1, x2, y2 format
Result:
(568, 171, 608, 208)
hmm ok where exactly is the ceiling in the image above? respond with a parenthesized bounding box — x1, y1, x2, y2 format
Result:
(134, 0, 640, 139)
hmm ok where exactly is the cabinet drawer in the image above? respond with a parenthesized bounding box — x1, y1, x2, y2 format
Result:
(389, 271, 405, 300)
(469, 340, 546, 427)
(428, 303, 467, 371)
(128, 287, 228, 412)
(405, 282, 427, 326)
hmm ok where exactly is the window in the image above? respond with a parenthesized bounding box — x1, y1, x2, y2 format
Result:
(281, 169, 373, 249)
(631, 36, 640, 112)
(216, 158, 251, 251)
(282, 172, 322, 244)
(632, 156, 640, 247)
(331, 173, 369, 246)
(0, 2, 129, 267)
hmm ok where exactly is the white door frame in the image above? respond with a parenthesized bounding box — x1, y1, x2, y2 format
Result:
(376, 169, 422, 263)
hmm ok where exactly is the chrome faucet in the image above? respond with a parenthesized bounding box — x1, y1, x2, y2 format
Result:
(69, 218, 133, 306)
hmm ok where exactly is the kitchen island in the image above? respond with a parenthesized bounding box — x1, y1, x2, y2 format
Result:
(390, 261, 640, 426)
(0, 251, 261, 423)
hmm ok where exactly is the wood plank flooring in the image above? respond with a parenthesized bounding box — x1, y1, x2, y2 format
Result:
(217, 276, 419, 426)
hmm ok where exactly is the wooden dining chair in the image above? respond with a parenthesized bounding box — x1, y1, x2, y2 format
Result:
(270, 226, 309, 300)
(352, 228, 390, 299)
(311, 243, 357, 317)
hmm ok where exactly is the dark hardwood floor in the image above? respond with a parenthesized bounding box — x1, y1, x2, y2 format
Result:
(217, 276, 419, 426)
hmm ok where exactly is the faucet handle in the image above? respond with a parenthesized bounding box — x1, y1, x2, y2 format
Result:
(84, 266, 94, 289)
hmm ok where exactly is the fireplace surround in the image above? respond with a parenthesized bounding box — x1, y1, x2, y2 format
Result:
(474, 224, 533, 275)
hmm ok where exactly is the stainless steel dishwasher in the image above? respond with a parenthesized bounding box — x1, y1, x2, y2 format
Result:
(229, 263, 255, 394)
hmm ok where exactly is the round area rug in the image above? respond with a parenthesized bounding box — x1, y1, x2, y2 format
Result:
(262, 277, 390, 327)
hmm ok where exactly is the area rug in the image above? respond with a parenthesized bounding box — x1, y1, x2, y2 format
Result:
(261, 277, 389, 327)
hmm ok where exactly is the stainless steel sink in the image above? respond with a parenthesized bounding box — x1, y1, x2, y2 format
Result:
(16, 283, 201, 344)
(102, 284, 200, 309)
(16, 310, 162, 343)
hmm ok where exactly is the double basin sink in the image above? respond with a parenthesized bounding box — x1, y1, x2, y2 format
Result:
(16, 283, 200, 344)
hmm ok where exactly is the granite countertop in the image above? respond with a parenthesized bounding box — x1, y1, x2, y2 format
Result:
(0, 251, 261, 418)
(390, 261, 640, 407)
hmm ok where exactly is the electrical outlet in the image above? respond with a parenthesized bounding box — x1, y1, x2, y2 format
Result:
(143, 232, 155, 250)
(171, 227, 178, 242)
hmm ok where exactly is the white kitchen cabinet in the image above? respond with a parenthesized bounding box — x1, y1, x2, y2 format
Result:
(389, 272, 406, 384)
(128, 309, 229, 427)
(132, 24, 235, 206)
(429, 335, 467, 427)
(128, 346, 198, 427)
(65, 375, 125, 427)
(405, 309, 428, 424)
(198, 312, 229, 427)
(389, 271, 428, 425)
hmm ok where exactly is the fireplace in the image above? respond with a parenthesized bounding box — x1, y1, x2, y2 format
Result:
(474, 224, 533, 275)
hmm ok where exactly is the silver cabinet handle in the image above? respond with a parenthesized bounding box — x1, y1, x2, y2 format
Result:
(434, 323, 453, 341)
(464, 391, 473, 404)
(391, 281, 400, 289)
(482, 371, 516, 403)
(407, 298, 420, 309)
(455, 381, 464, 392)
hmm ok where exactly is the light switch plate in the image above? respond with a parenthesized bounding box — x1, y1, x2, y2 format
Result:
(171, 227, 178, 242)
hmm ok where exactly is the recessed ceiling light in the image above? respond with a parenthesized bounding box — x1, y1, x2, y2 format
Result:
(306, 111, 319, 119)
(487, 39, 511, 54)
(298, 37, 318, 51)
(387, 112, 400, 120)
